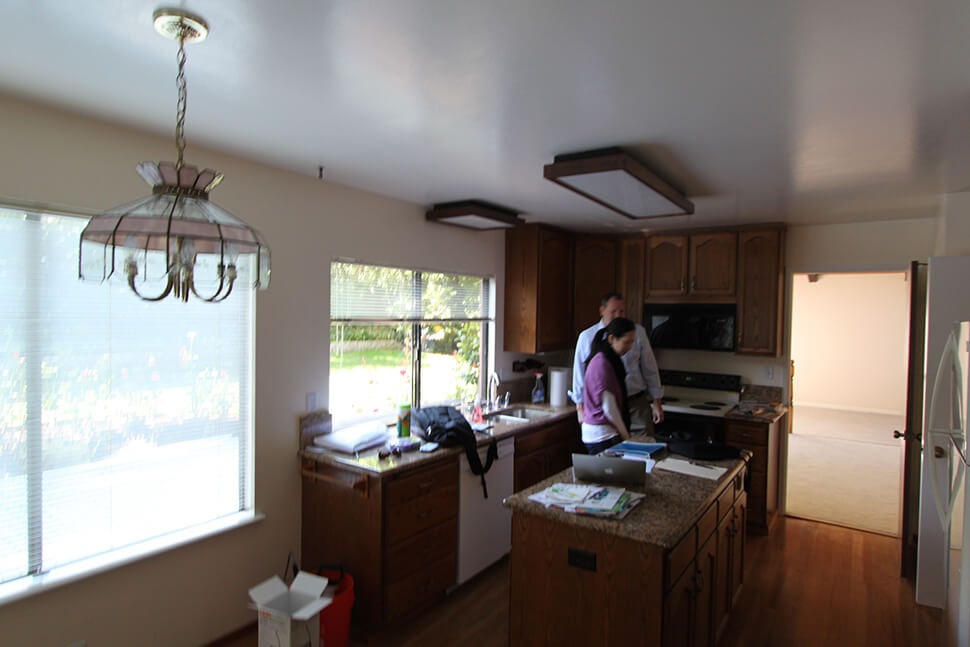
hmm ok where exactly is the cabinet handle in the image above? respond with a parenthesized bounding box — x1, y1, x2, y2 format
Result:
(691, 277, 696, 291)
(302, 467, 369, 497)
(694, 570, 704, 593)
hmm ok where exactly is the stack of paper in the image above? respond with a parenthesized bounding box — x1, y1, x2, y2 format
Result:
(529, 484, 645, 519)
(654, 457, 727, 480)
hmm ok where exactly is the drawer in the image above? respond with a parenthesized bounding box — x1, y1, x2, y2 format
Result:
(385, 483, 457, 545)
(666, 526, 696, 591)
(696, 501, 718, 544)
(385, 518, 457, 583)
(385, 460, 457, 506)
(384, 553, 456, 623)
(725, 423, 767, 448)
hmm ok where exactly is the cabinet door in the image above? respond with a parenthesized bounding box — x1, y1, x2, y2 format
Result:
(513, 450, 546, 492)
(536, 227, 574, 351)
(714, 515, 732, 643)
(646, 235, 688, 298)
(730, 493, 747, 606)
(689, 232, 737, 297)
(504, 225, 539, 353)
(693, 533, 717, 647)
(736, 229, 783, 355)
(619, 238, 646, 324)
(572, 236, 618, 336)
(663, 561, 694, 647)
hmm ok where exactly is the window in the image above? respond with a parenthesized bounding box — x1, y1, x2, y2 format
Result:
(0, 207, 255, 592)
(329, 261, 490, 421)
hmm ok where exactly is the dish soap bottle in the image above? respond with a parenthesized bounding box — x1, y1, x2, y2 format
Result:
(531, 372, 545, 404)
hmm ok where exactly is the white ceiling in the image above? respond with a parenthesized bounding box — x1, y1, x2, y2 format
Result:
(3, 0, 970, 233)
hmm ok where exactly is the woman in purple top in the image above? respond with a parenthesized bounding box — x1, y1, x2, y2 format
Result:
(581, 317, 637, 454)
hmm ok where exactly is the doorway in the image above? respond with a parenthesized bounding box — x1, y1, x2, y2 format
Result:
(786, 272, 909, 536)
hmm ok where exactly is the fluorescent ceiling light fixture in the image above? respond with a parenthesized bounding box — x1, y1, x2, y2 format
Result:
(426, 200, 524, 230)
(544, 147, 694, 219)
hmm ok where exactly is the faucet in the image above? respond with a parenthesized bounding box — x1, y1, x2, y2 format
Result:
(488, 372, 501, 410)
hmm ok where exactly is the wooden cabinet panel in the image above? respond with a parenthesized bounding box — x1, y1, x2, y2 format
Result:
(689, 232, 737, 297)
(724, 419, 778, 534)
(504, 224, 574, 353)
(384, 553, 457, 623)
(619, 237, 646, 323)
(537, 227, 574, 351)
(694, 533, 717, 647)
(302, 456, 458, 633)
(736, 228, 784, 355)
(646, 235, 688, 298)
(513, 417, 583, 492)
(573, 236, 618, 336)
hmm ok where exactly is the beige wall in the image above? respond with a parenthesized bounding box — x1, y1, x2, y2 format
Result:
(0, 93, 504, 646)
(790, 272, 909, 413)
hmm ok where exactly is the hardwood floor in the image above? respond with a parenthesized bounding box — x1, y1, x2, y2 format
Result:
(210, 517, 943, 646)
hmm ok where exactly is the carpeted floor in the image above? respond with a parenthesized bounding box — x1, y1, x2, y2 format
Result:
(786, 405, 904, 536)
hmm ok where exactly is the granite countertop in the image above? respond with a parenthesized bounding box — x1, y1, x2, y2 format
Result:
(301, 402, 577, 476)
(503, 441, 750, 549)
(724, 404, 788, 424)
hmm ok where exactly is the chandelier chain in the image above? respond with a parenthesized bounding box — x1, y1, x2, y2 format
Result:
(175, 26, 188, 171)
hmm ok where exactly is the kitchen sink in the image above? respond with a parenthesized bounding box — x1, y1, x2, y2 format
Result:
(488, 407, 555, 421)
(489, 414, 531, 424)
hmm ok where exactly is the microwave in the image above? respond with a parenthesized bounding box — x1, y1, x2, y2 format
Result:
(642, 303, 736, 352)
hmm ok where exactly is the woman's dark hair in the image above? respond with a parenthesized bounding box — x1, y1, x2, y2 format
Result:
(585, 316, 635, 429)
(586, 317, 636, 369)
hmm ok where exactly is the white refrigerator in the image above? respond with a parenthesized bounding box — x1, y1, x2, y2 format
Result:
(916, 256, 970, 625)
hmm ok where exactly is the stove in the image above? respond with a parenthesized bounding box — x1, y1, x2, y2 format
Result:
(658, 370, 741, 418)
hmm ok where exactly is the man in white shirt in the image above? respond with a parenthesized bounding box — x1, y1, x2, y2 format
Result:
(571, 292, 665, 432)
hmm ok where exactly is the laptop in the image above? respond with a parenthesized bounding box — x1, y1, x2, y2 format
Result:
(571, 453, 647, 487)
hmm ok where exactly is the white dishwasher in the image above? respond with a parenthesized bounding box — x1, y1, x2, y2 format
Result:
(457, 436, 514, 585)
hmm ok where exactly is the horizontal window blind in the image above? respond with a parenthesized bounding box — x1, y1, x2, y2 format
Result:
(331, 261, 488, 322)
(0, 208, 254, 587)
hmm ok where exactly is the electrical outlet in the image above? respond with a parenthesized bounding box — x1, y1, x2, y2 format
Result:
(305, 391, 317, 411)
(765, 366, 774, 380)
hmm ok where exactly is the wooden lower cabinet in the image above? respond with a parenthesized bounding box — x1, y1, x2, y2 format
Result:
(513, 417, 583, 491)
(301, 457, 459, 632)
(510, 461, 747, 647)
(724, 417, 779, 533)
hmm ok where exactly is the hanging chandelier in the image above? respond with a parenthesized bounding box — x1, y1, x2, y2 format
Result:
(79, 9, 270, 303)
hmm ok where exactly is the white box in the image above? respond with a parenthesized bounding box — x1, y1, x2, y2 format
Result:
(249, 571, 333, 647)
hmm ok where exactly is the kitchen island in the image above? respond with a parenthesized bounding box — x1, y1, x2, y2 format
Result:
(505, 451, 749, 647)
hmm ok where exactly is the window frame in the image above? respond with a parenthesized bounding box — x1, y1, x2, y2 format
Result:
(329, 260, 493, 416)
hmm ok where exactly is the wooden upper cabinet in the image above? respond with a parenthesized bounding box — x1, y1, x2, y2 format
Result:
(618, 238, 646, 324)
(689, 232, 737, 297)
(736, 228, 785, 356)
(572, 236, 618, 337)
(646, 231, 736, 301)
(646, 235, 689, 298)
(504, 224, 573, 353)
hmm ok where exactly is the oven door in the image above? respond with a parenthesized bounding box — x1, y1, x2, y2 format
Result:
(654, 412, 724, 443)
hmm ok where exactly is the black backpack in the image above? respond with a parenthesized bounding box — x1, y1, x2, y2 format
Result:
(410, 405, 498, 498)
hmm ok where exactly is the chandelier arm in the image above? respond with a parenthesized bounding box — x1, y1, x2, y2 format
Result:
(175, 26, 188, 171)
(128, 272, 176, 302)
(189, 269, 236, 302)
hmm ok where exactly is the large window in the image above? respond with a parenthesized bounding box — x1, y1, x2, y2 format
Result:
(0, 208, 255, 592)
(329, 261, 490, 421)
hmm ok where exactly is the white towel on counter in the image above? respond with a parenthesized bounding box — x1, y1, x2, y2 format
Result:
(313, 420, 390, 453)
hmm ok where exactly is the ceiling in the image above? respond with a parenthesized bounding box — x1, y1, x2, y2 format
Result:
(3, 0, 970, 233)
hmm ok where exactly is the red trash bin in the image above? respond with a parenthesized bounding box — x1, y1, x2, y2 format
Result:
(318, 567, 354, 647)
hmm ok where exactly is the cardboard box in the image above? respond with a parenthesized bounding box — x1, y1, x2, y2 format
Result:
(249, 571, 333, 647)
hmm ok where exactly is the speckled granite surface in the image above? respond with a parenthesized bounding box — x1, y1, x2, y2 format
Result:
(503, 449, 749, 549)
(301, 403, 577, 476)
(724, 405, 788, 424)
